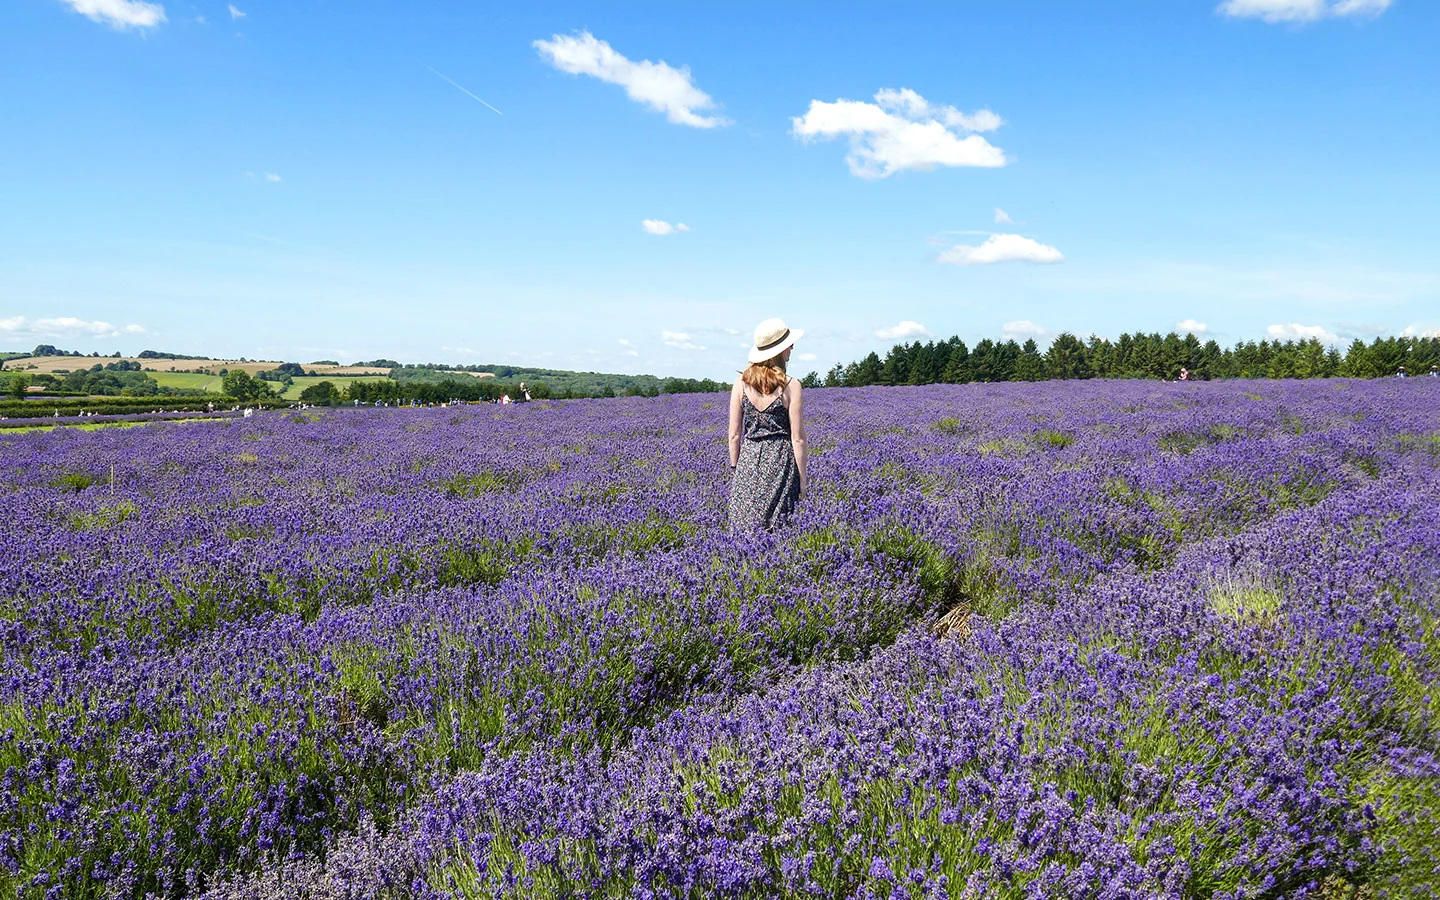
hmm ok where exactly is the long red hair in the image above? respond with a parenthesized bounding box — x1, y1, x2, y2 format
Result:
(741, 355, 788, 395)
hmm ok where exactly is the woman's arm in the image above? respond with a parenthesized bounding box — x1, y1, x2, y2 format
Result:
(787, 380, 807, 492)
(728, 379, 744, 468)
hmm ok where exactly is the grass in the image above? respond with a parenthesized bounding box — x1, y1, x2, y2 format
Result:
(0, 420, 150, 434)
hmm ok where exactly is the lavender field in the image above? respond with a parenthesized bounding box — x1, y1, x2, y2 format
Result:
(3, 379, 1438, 899)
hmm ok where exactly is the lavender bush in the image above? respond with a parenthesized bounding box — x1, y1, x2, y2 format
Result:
(1, 379, 1436, 899)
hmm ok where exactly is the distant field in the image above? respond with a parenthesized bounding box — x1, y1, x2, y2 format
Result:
(2, 357, 392, 377)
(149, 372, 225, 393)
(281, 375, 391, 400)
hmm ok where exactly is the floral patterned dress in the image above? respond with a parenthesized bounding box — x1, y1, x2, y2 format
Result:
(727, 387, 802, 529)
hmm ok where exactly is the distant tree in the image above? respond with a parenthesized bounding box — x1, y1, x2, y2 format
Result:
(800, 371, 821, 388)
(8, 374, 29, 399)
(32, 344, 61, 357)
(1015, 339, 1045, 382)
(222, 370, 272, 400)
(1044, 333, 1090, 380)
(299, 381, 341, 405)
(942, 340, 972, 383)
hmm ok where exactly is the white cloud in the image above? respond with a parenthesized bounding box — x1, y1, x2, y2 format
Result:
(938, 233, 1064, 266)
(534, 31, 729, 128)
(994, 208, 1013, 224)
(1218, 0, 1390, 22)
(1400, 324, 1440, 339)
(1175, 319, 1210, 335)
(1266, 322, 1340, 344)
(1002, 320, 1049, 341)
(1, 316, 147, 339)
(264, 172, 282, 183)
(874, 320, 931, 341)
(796, 352, 818, 362)
(58, 0, 167, 29)
(791, 88, 1006, 179)
(227, 3, 244, 18)
(661, 330, 705, 351)
(1333, 0, 1392, 14)
(642, 219, 688, 235)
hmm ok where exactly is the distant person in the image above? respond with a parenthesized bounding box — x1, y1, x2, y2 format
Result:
(1431, 364, 1438, 378)
(520, 381, 532, 402)
(728, 318, 807, 529)
(1397, 366, 1408, 379)
(1178, 367, 1190, 382)
(500, 393, 511, 405)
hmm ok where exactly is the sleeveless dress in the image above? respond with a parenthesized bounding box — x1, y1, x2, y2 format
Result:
(728, 386, 802, 529)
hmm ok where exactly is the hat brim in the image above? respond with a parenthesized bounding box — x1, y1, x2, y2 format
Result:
(747, 328, 803, 364)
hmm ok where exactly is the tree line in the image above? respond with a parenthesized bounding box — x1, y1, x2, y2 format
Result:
(808, 333, 1440, 387)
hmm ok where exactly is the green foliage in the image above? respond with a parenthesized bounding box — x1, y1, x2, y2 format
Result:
(1208, 579, 1282, 627)
(69, 501, 139, 531)
(1034, 428, 1074, 449)
(52, 472, 98, 492)
(442, 471, 518, 496)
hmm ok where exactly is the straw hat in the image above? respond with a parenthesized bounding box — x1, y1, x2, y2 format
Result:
(747, 318, 804, 364)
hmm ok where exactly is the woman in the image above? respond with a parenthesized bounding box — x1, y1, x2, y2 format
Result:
(728, 318, 807, 529)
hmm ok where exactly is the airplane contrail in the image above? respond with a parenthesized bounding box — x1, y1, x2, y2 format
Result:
(428, 67, 503, 116)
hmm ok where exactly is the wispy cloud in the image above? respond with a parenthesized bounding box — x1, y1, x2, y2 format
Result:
(642, 219, 689, 235)
(227, 3, 244, 19)
(1400, 324, 1440, 339)
(0, 315, 147, 339)
(994, 208, 1013, 224)
(791, 87, 1005, 179)
(661, 330, 706, 351)
(1002, 320, 1049, 341)
(534, 31, 729, 128)
(58, 0, 167, 30)
(1175, 318, 1211, 335)
(428, 67, 503, 116)
(1218, 0, 1390, 23)
(875, 320, 931, 341)
(1267, 322, 1340, 344)
(938, 233, 1064, 266)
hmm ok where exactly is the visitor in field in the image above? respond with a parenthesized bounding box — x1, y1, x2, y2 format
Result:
(1431, 364, 1438, 377)
(728, 318, 807, 529)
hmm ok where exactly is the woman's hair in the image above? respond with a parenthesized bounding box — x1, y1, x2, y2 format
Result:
(741, 354, 788, 395)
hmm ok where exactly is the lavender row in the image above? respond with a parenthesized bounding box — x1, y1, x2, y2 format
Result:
(217, 474, 1440, 899)
(2, 379, 1437, 897)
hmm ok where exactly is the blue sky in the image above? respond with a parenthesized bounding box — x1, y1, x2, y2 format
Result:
(2, 0, 1436, 378)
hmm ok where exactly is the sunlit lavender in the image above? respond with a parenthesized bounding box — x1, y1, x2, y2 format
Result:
(3, 379, 1437, 899)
